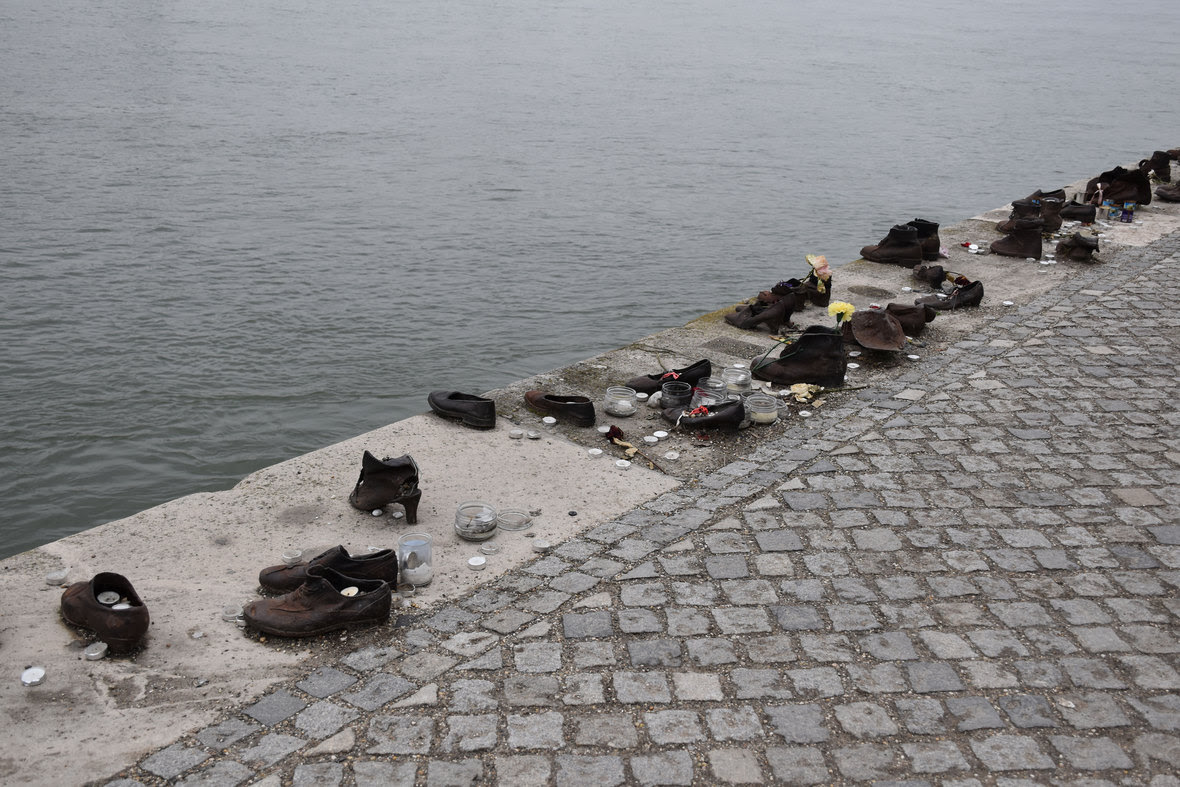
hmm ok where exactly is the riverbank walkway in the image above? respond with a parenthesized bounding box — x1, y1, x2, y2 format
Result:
(92, 217, 1180, 784)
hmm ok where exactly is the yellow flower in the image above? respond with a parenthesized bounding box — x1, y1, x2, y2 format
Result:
(828, 301, 855, 324)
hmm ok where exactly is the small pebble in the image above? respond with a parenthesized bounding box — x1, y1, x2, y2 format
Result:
(907, 354, 920, 360)
(848, 351, 861, 357)
(532, 539, 552, 554)
(191, 630, 205, 639)
(1003, 300, 1014, 306)
(799, 411, 812, 418)
(84, 643, 108, 661)
(391, 511, 404, 520)
(597, 425, 610, 433)
(371, 509, 383, 516)
(21, 667, 46, 687)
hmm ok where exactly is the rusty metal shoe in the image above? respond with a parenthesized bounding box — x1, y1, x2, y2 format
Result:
(885, 302, 937, 336)
(1055, 232, 1100, 262)
(662, 398, 745, 430)
(916, 279, 984, 310)
(1059, 199, 1097, 223)
(860, 224, 924, 266)
(60, 572, 150, 653)
(625, 359, 712, 395)
(258, 545, 399, 594)
(243, 566, 392, 638)
(524, 390, 596, 427)
(348, 451, 421, 523)
(751, 326, 846, 387)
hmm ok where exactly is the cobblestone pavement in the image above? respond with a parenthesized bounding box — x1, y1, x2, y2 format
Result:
(110, 233, 1180, 786)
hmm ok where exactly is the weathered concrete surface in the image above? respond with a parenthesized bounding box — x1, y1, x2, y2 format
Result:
(3, 165, 1179, 786)
(0, 417, 676, 785)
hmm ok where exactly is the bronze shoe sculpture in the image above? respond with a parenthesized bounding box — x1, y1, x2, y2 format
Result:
(725, 295, 796, 333)
(625, 358, 712, 395)
(1055, 233, 1099, 262)
(1156, 183, 1180, 203)
(243, 566, 392, 638)
(428, 391, 495, 429)
(349, 450, 421, 523)
(885, 302, 937, 336)
(662, 398, 745, 430)
(60, 572, 150, 653)
(1139, 150, 1172, 182)
(860, 224, 924, 266)
(751, 326, 846, 388)
(991, 217, 1044, 259)
(524, 390, 595, 427)
(1059, 199, 1097, 223)
(916, 279, 984, 310)
(259, 545, 399, 593)
(996, 199, 1040, 233)
(907, 218, 941, 262)
(1037, 197, 1065, 233)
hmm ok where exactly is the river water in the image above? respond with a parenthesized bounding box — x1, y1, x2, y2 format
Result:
(2, 0, 1177, 558)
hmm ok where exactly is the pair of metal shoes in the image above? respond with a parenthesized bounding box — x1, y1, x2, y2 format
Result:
(243, 545, 399, 638)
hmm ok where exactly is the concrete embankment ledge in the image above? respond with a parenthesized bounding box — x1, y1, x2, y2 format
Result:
(2, 166, 1179, 785)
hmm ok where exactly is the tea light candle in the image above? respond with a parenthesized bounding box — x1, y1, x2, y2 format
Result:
(467, 556, 487, 571)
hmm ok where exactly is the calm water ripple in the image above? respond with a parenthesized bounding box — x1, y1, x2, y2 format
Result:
(2, 0, 1177, 556)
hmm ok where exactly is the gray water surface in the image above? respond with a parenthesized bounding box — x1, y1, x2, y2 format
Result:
(3, 0, 1177, 557)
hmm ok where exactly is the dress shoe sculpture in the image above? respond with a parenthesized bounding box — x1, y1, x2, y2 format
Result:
(625, 359, 711, 394)
(259, 545, 399, 593)
(427, 391, 495, 429)
(243, 566, 392, 637)
(524, 391, 595, 427)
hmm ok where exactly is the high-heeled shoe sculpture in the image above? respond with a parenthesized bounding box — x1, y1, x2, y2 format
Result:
(348, 450, 421, 523)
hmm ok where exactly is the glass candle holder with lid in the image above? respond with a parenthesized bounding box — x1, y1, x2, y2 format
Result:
(744, 392, 779, 424)
(454, 501, 498, 541)
(603, 386, 639, 416)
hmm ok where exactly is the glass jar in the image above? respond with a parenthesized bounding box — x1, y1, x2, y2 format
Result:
(721, 366, 752, 394)
(696, 376, 726, 399)
(397, 532, 434, 586)
(745, 393, 779, 425)
(454, 501, 498, 541)
(689, 390, 725, 409)
(660, 380, 692, 408)
(603, 386, 639, 416)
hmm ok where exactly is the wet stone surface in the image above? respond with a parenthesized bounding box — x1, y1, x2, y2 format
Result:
(109, 234, 1180, 784)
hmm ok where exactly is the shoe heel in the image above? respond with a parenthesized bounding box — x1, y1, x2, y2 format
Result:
(400, 489, 422, 524)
